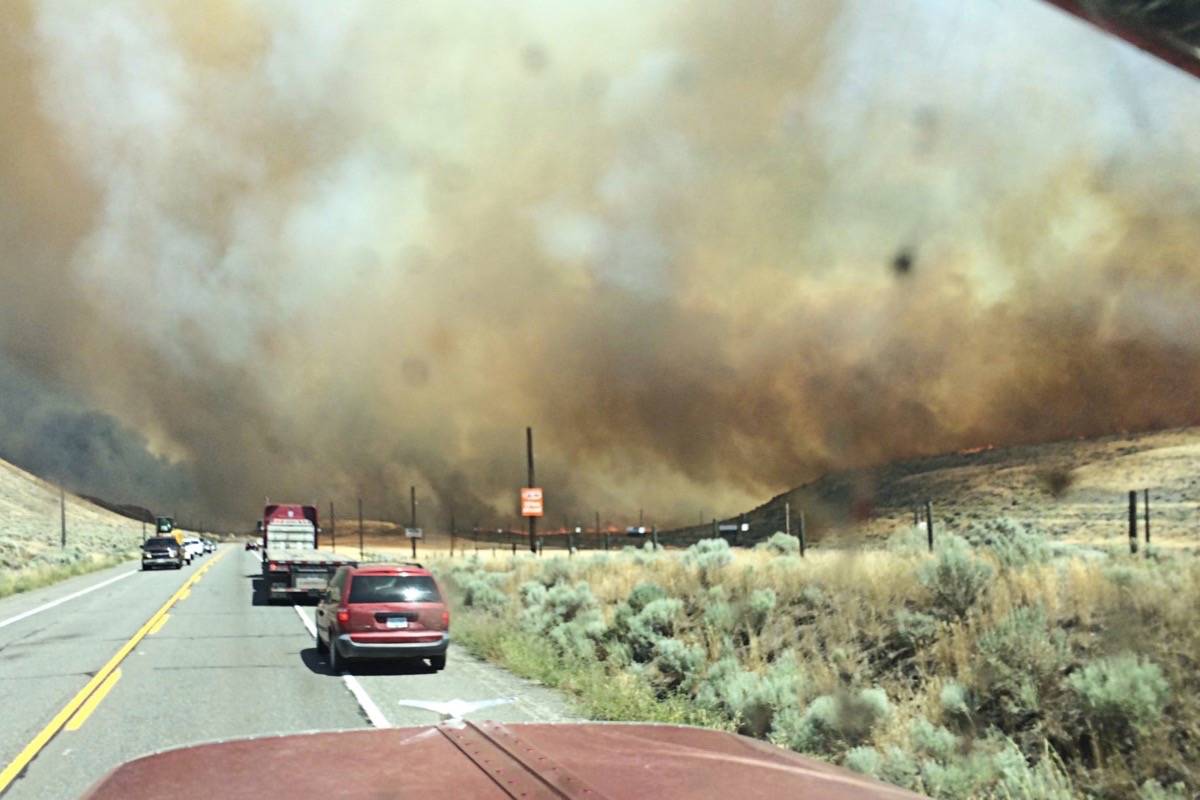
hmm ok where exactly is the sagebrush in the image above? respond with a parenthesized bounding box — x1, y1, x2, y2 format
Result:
(438, 530, 1199, 799)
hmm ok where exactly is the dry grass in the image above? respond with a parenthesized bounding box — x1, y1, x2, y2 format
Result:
(0, 550, 139, 599)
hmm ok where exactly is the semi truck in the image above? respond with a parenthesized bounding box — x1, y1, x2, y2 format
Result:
(260, 503, 357, 602)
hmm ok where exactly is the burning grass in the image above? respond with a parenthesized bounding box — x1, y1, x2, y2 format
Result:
(433, 529, 1199, 800)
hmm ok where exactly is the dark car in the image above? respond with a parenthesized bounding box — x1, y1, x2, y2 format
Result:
(141, 536, 184, 570)
(315, 564, 449, 673)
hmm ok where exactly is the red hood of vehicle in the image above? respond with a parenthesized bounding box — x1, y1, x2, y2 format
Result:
(82, 721, 925, 800)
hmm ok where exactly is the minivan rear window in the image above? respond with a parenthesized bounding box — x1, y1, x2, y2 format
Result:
(348, 575, 440, 604)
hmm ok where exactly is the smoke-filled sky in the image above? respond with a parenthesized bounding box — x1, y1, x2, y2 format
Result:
(1, 0, 1198, 529)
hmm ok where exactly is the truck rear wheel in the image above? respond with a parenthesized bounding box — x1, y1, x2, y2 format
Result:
(315, 627, 327, 654)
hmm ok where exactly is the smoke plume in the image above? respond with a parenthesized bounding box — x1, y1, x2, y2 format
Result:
(1, 0, 1199, 528)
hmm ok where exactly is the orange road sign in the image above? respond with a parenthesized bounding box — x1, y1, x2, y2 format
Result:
(521, 487, 544, 517)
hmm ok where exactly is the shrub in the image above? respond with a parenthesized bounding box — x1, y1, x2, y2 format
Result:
(917, 538, 993, 619)
(939, 681, 972, 723)
(910, 716, 959, 762)
(964, 518, 1051, 569)
(1139, 779, 1191, 800)
(683, 538, 733, 586)
(889, 608, 941, 654)
(844, 746, 885, 777)
(702, 598, 735, 633)
(650, 637, 705, 693)
(615, 597, 684, 663)
(1066, 654, 1169, 734)
(520, 581, 605, 660)
(744, 589, 777, 635)
(623, 540, 662, 565)
(696, 654, 805, 737)
(975, 605, 1068, 728)
(757, 532, 800, 555)
(1103, 563, 1144, 589)
(536, 557, 574, 587)
(771, 687, 891, 754)
(459, 570, 509, 614)
(887, 525, 932, 554)
(844, 733, 1075, 800)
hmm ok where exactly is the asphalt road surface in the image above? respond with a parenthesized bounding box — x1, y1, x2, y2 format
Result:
(0, 546, 575, 799)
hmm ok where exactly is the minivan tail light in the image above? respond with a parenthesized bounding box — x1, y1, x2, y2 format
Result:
(336, 609, 350, 626)
(441, 610, 450, 628)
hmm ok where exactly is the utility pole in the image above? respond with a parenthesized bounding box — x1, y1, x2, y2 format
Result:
(527, 426, 537, 554)
(785, 502, 791, 537)
(410, 485, 417, 559)
(330, 501, 336, 553)
(60, 485, 66, 548)
(358, 497, 364, 561)
(450, 510, 456, 557)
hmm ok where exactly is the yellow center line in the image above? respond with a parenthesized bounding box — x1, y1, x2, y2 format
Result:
(0, 548, 229, 795)
(147, 614, 170, 636)
(64, 669, 121, 732)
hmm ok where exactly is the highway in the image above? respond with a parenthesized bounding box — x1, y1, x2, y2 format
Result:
(0, 546, 574, 799)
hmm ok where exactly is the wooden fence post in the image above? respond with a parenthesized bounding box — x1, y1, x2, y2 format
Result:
(1128, 490, 1138, 555)
(925, 500, 934, 552)
(1143, 488, 1150, 552)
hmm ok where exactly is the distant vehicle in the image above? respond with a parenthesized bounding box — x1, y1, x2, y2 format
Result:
(260, 504, 356, 603)
(182, 536, 205, 562)
(155, 515, 186, 550)
(244, 540, 259, 551)
(141, 536, 184, 570)
(202, 539, 216, 554)
(315, 563, 448, 673)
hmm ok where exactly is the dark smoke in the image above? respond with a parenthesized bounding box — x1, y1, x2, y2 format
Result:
(1, 0, 1199, 528)
(0, 356, 193, 511)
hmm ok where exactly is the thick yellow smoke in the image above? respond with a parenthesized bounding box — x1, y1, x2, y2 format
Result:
(1, 0, 1198, 528)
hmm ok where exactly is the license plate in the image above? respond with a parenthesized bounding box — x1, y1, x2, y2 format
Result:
(296, 576, 326, 590)
(386, 617, 409, 629)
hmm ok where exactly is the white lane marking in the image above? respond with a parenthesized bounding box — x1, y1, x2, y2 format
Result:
(291, 605, 391, 729)
(0, 569, 138, 631)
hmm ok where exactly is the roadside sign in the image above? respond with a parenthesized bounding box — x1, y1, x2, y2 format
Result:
(405, 528, 423, 539)
(521, 487, 544, 518)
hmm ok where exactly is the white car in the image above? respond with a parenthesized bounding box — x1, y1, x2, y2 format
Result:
(183, 537, 205, 562)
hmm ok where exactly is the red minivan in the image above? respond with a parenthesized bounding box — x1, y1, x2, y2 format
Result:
(315, 564, 449, 673)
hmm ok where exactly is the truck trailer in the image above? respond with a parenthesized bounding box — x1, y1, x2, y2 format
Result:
(260, 503, 356, 602)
